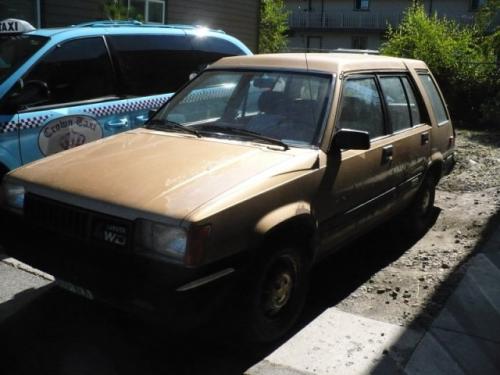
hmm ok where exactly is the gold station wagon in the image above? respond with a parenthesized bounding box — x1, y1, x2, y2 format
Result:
(0, 53, 455, 341)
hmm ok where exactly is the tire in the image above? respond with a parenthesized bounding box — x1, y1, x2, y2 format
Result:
(242, 245, 309, 342)
(404, 175, 436, 235)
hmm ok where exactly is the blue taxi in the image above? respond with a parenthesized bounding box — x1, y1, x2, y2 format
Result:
(0, 18, 251, 179)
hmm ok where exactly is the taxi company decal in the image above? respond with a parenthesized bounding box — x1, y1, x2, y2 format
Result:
(38, 116, 103, 156)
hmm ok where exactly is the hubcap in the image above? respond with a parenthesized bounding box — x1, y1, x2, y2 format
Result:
(262, 262, 295, 317)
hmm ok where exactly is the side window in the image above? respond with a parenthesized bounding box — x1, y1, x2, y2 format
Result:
(379, 76, 412, 132)
(418, 73, 449, 124)
(108, 35, 198, 96)
(401, 77, 422, 125)
(23, 37, 114, 105)
(337, 77, 384, 139)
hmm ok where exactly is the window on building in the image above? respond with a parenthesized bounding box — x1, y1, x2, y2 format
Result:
(0, 0, 40, 27)
(470, 0, 485, 11)
(307, 36, 322, 52)
(337, 77, 385, 139)
(351, 36, 368, 49)
(23, 37, 115, 105)
(129, 0, 165, 23)
(354, 0, 370, 11)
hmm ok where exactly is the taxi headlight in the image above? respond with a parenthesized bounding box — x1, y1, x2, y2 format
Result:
(136, 220, 187, 261)
(0, 182, 25, 213)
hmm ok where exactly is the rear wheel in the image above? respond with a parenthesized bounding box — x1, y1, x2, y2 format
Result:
(404, 175, 436, 235)
(243, 245, 309, 342)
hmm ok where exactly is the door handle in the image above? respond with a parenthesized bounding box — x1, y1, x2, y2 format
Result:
(382, 145, 393, 164)
(106, 118, 128, 129)
(421, 132, 430, 145)
(135, 115, 148, 123)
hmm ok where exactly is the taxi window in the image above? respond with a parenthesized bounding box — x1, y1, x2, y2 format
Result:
(22, 37, 115, 105)
(0, 35, 48, 84)
(107, 35, 198, 96)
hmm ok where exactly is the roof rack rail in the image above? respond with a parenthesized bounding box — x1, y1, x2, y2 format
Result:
(331, 48, 380, 55)
(72, 20, 225, 33)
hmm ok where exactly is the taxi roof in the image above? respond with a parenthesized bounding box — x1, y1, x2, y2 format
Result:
(17, 21, 249, 52)
(210, 53, 428, 74)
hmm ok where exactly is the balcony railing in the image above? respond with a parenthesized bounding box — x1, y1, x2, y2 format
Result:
(288, 10, 475, 30)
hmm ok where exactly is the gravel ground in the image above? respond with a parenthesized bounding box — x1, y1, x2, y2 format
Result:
(334, 129, 500, 329)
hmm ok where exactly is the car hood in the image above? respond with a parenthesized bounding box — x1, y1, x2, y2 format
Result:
(12, 129, 317, 221)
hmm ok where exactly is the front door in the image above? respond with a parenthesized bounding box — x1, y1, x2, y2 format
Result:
(317, 75, 396, 252)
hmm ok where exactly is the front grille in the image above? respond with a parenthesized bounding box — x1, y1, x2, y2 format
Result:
(25, 194, 90, 240)
(24, 194, 133, 249)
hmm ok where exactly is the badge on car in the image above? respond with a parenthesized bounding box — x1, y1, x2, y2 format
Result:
(92, 219, 129, 247)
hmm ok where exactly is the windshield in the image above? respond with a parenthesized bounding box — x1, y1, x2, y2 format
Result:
(155, 70, 332, 148)
(0, 35, 49, 84)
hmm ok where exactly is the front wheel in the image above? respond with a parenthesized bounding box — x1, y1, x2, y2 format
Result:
(243, 246, 309, 342)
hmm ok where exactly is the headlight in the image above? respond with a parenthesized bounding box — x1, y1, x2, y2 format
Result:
(136, 220, 187, 261)
(0, 181, 25, 213)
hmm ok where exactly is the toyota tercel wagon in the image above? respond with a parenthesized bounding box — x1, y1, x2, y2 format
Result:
(0, 53, 455, 341)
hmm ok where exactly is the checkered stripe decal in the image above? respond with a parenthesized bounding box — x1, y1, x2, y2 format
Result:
(0, 115, 50, 133)
(83, 96, 171, 117)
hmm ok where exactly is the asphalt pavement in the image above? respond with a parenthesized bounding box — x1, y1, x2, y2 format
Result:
(0, 221, 499, 375)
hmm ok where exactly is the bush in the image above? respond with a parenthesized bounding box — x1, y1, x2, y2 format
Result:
(380, 2, 498, 127)
(259, 0, 289, 53)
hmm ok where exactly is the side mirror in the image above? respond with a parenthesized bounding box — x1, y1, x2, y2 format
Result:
(334, 129, 370, 150)
(6, 80, 50, 111)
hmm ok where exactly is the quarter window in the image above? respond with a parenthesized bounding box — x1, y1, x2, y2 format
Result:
(337, 77, 384, 139)
(418, 74, 448, 124)
(23, 37, 114, 105)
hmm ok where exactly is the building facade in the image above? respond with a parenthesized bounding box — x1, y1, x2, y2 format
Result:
(286, 0, 486, 52)
(0, 0, 259, 51)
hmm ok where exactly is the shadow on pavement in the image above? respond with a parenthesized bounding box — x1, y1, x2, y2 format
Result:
(369, 204, 500, 374)
(0, 211, 440, 375)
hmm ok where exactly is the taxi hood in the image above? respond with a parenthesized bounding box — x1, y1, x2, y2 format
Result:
(11, 129, 318, 221)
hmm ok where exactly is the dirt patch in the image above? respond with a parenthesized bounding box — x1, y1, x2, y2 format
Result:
(336, 129, 500, 329)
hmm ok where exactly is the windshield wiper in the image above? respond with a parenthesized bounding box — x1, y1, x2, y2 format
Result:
(197, 124, 289, 150)
(146, 119, 201, 138)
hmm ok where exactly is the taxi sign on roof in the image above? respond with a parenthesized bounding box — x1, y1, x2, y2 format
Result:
(0, 19, 36, 34)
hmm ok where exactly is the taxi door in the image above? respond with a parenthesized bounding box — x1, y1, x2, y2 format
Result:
(0, 113, 20, 172)
(14, 36, 124, 164)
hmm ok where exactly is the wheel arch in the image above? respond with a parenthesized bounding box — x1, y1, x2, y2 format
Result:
(254, 202, 318, 263)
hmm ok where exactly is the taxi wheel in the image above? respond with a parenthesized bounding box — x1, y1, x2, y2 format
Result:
(244, 245, 309, 342)
(405, 175, 436, 235)
(0, 165, 7, 182)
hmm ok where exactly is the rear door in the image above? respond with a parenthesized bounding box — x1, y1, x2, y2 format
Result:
(16, 36, 124, 163)
(377, 74, 431, 202)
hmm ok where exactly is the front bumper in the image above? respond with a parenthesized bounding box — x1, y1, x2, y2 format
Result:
(0, 209, 246, 326)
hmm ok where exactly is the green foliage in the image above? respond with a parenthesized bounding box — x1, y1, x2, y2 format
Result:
(259, 0, 289, 53)
(103, 0, 143, 21)
(380, 3, 498, 127)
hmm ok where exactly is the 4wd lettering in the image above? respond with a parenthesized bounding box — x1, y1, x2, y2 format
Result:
(103, 224, 127, 246)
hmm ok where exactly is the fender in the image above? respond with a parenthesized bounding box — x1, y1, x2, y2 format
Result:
(0, 144, 21, 172)
(255, 201, 314, 236)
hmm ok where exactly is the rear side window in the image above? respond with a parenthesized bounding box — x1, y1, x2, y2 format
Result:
(108, 35, 199, 96)
(337, 77, 385, 139)
(379, 76, 412, 132)
(401, 77, 422, 125)
(418, 74, 448, 124)
(24, 37, 114, 105)
(190, 35, 247, 65)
